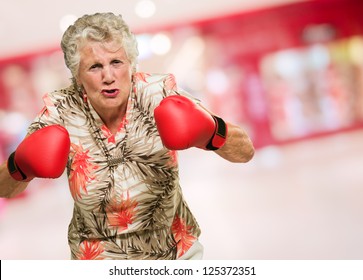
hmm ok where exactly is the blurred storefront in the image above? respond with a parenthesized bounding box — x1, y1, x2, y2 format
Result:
(143, 0, 363, 148)
(0, 0, 362, 159)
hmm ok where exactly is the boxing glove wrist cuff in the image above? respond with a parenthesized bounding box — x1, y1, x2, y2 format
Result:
(7, 152, 28, 181)
(206, 116, 227, 150)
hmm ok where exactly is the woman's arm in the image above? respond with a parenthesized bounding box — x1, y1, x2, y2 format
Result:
(214, 122, 255, 163)
(0, 161, 29, 198)
(196, 103, 255, 163)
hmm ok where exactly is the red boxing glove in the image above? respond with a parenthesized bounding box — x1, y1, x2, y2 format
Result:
(154, 95, 227, 150)
(7, 125, 71, 182)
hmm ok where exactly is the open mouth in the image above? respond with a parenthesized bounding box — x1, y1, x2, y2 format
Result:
(102, 89, 119, 97)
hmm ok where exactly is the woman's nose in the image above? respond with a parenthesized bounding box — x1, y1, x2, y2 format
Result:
(102, 67, 115, 84)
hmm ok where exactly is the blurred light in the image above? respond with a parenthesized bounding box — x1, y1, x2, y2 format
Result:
(206, 69, 229, 96)
(0, 112, 28, 135)
(150, 33, 171, 55)
(136, 34, 153, 60)
(59, 14, 77, 32)
(307, 44, 330, 70)
(167, 35, 205, 78)
(348, 36, 363, 66)
(135, 0, 156, 18)
(274, 50, 304, 78)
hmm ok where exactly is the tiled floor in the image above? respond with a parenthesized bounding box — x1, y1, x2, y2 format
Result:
(1, 129, 362, 259)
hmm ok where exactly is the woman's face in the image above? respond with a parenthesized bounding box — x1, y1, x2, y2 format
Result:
(76, 40, 133, 117)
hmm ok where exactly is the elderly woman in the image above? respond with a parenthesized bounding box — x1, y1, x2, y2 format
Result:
(0, 13, 254, 260)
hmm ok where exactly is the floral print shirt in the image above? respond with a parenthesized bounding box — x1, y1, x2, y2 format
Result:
(28, 73, 201, 259)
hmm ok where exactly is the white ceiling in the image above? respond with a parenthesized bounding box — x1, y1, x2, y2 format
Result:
(0, 0, 308, 59)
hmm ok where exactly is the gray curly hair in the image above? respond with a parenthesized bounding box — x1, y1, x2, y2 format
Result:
(61, 12, 139, 84)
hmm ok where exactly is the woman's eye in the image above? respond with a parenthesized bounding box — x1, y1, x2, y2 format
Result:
(90, 63, 102, 70)
(112, 60, 123, 65)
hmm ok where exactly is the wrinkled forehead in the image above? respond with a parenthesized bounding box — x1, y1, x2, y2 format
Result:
(78, 40, 128, 64)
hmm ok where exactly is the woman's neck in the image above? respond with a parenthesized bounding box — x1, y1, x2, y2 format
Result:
(100, 107, 126, 135)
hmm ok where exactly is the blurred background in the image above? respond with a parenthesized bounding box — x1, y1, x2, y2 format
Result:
(0, 0, 363, 259)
